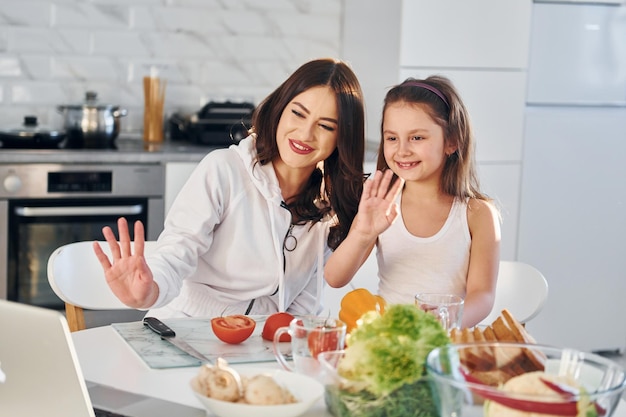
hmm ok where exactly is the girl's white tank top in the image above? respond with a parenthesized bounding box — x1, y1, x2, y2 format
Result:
(376, 196, 471, 305)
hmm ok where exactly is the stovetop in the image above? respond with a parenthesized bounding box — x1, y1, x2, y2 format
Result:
(0, 136, 218, 165)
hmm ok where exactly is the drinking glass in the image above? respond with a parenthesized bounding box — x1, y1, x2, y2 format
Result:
(415, 293, 464, 332)
(273, 316, 346, 379)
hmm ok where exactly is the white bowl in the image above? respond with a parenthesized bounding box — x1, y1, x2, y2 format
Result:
(190, 367, 323, 417)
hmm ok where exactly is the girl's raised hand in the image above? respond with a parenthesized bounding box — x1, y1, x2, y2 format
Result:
(92, 217, 159, 309)
(352, 169, 404, 238)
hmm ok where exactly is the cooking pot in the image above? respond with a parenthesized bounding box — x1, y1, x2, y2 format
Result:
(0, 115, 66, 149)
(57, 91, 128, 149)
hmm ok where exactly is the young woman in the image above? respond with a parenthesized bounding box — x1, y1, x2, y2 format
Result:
(325, 76, 501, 328)
(94, 58, 366, 319)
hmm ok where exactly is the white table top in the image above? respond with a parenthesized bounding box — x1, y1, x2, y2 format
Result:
(73, 325, 626, 417)
(72, 325, 331, 415)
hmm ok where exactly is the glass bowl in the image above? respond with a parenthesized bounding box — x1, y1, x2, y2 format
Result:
(426, 342, 626, 417)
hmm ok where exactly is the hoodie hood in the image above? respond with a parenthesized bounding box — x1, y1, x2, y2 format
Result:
(232, 135, 284, 205)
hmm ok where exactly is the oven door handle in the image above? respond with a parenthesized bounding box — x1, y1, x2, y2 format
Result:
(14, 204, 144, 217)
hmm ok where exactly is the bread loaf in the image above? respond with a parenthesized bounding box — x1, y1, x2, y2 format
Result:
(450, 309, 545, 386)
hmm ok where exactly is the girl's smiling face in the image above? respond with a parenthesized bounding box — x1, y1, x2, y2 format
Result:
(382, 101, 455, 183)
(275, 86, 339, 172)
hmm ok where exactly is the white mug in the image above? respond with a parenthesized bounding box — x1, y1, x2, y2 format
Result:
(415, 293, 464, 332)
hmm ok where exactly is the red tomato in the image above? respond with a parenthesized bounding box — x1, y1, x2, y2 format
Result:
(211, 315, 256, 344)
(307, 326, 341, 359)
(262, 312, 294, 342)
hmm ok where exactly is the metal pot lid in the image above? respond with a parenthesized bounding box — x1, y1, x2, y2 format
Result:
(0, 116, 65, 138)
(57, 91, 118, 111)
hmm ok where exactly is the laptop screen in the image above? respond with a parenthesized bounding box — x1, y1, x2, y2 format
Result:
(0, 300, 203, 417)
(0, 299, 95, 417)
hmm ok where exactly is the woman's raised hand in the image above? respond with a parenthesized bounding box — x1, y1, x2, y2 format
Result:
(92, 217, 159, 309)
(352, 169, 404, 238)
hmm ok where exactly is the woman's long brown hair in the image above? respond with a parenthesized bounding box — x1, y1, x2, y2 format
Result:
(252, 58, 365, 250)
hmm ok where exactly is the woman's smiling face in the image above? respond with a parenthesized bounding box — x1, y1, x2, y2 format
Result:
(275, 85, 339, 171)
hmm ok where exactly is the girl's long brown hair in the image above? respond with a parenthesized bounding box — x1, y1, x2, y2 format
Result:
(377, 75, 489, 201)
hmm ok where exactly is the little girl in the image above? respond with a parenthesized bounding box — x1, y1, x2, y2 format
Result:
(325, 76, 501, 328)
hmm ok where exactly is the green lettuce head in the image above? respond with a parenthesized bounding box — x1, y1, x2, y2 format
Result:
(337, 303, 450, 397)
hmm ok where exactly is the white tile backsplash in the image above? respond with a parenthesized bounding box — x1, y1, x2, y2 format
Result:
(53, 3, 130, 29)
(51, 56, 122, 80)
(0, 28, 7, 52)
(7, 28, 73, 54)
(0, 1, 51, 27)
(92, 31, 149, 57)
(0, 55, 21, 76)
(131, 7, 228, 33)
(11, 81, 65, 104)
(0, 0, 342, 135)
(20, 55, 51, 79)
(56, 29, 92, 54)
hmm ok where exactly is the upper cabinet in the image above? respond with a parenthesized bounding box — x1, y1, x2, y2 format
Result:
(400, 0, 532, 69)
(527, 2, 626, 105)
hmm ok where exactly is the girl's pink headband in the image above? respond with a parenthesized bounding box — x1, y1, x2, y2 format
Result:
(401, 81, 449, 108)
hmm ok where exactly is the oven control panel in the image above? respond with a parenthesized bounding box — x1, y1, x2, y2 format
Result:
(0, 164, 164, 198)
(48, 171, 113, 193)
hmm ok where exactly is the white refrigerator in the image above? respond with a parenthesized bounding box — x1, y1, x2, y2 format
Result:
(518, 1, 626, 352)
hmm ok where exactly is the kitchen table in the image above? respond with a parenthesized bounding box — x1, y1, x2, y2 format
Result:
(72, 325, 626, 417)
(72, 325, 332, 416)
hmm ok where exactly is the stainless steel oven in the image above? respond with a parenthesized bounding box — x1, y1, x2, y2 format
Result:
(0, 163, 165, 309)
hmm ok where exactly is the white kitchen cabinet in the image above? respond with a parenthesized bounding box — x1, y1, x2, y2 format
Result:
(519, 106, 626, 352)
(477, 163, 521, 261)
(164, 162, 198, 215)
(400, 0, 532, 69)
(527, 2, 626, 106)
(517, 2, 626, 353)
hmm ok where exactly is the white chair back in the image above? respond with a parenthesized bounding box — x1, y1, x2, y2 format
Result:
(47, 241, 157, 331)
(479, 260, 549, 325)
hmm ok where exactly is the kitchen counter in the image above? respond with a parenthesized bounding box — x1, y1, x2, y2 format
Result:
(0, 136, 220, 165)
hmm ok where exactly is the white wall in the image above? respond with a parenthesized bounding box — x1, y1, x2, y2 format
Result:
(0, 0, 343, 135)
(341, 0, 402, 152)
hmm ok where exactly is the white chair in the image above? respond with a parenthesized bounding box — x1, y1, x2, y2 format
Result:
(47, 240, 157, 332)
(479, 260, 549, 326)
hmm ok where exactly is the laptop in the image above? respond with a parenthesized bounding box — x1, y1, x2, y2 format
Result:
(0, 299, 204, 417)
